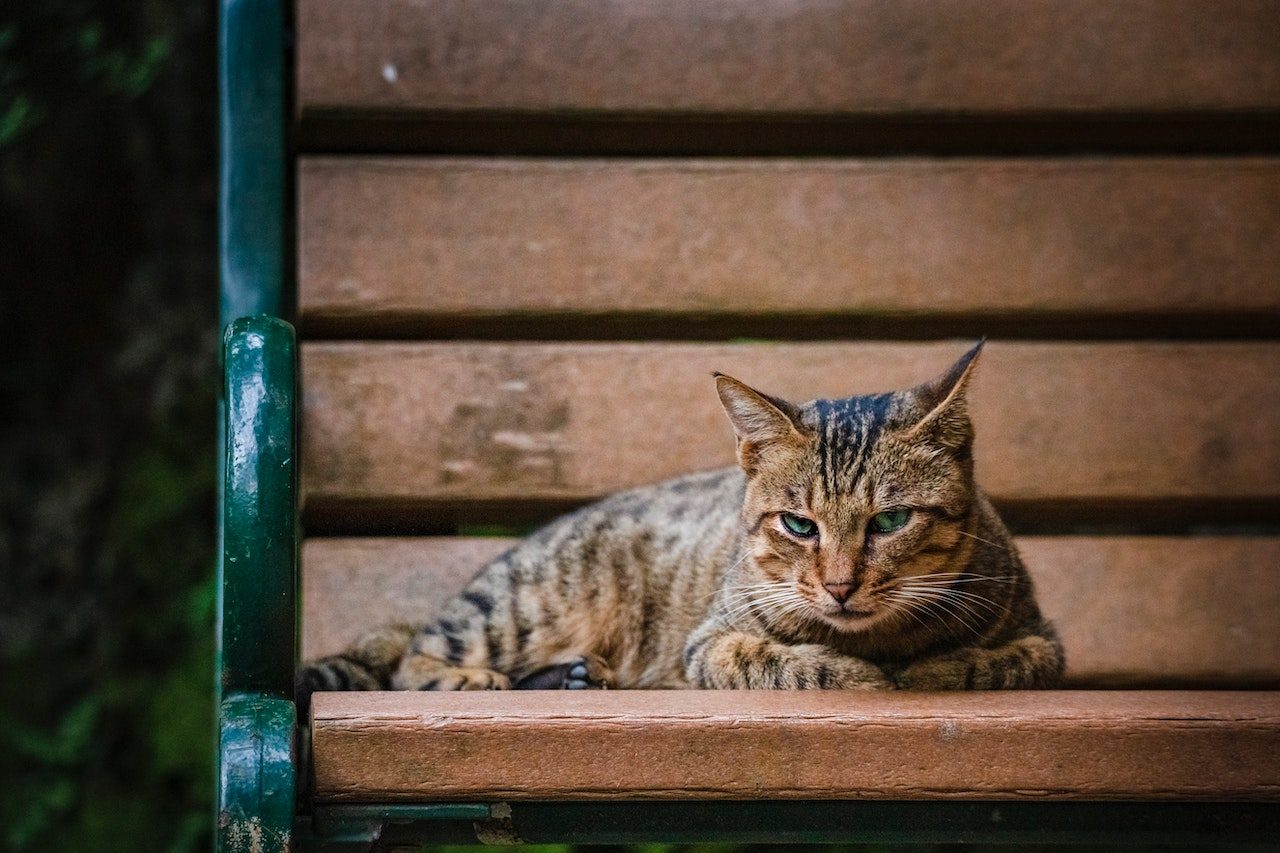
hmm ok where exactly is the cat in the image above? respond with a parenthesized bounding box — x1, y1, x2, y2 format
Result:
(296, 341, 1063, 715)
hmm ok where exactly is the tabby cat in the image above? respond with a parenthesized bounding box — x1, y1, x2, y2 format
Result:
(297, 342, 1063, 714)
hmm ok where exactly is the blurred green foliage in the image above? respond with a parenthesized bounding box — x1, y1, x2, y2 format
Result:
(0, 10, 172, 148)
(0, 2, 217, 850)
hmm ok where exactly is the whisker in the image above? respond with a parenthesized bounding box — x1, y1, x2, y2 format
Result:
(892, 589, 984, 636)
(723, 594, 796, 616)
(756, 598, 814, 631)
(899, 572, 1020, 583)
(885, 593, 961, 640)
(899, 584, 1004, 606)
(931, 594, 1002, 622)
(700, 552, 766, 598)
(719, 590, 802, 623)
(715, 578, 793, 598)
(716, 584, 784, 604)
(888, 594, 969, 644)
(870, 574, 1017, 597)
(885, 596, 932, 632)
(954, 529, 1012, 552)
(900, 582, 1013, 625)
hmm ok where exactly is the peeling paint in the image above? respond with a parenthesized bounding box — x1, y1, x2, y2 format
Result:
(473, 801, 523, 844)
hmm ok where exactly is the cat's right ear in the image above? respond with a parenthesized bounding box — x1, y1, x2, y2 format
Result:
(714, 373, 808, 473)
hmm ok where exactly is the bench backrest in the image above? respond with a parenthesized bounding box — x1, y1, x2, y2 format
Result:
(293, 0, 1280, 688)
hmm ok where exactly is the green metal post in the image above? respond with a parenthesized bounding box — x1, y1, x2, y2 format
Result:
(217, 317, 297, 853)
(220, 317, 297, 697)
(219, 0, 288, 327)
(217, 0, 293, 847)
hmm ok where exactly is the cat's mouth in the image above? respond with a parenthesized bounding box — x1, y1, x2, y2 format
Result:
(828, 606, 876, 620)
(815, 603, 881, 628)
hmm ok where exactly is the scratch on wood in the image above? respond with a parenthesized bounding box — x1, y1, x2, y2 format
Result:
(439, 370, 570, 488)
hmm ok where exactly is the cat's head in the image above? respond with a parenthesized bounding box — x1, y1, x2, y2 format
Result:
(714, 342, 983, 633)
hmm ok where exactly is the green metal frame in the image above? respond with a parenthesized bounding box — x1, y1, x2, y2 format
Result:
(219, 0, 287, 328)
(215, 1, 1280, 848)
(218, 0, 292, 848)
(217, 317, 297, 853)
(298, 801, 1280, 850)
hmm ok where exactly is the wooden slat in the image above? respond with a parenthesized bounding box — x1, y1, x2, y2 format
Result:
(300, 342, 1280, 514)
(301, 537, 1280, 688)
(297, 0, 1280, 116)
(299, 158, 1280, 333)
(311, 690, 1280, 801)
(1021, 537, 1280, 686)
(302, 537, 510, 663)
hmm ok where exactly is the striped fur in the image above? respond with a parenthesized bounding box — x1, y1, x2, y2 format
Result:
(297, 343, 1063, 711)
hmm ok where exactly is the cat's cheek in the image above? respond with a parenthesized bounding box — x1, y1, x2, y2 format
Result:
(753, 552, 795, 583)
(874, 525, 940, 570)
(755, 531, 815, 578)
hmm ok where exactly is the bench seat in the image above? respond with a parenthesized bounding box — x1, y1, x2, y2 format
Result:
(310, 690, 1280, 802)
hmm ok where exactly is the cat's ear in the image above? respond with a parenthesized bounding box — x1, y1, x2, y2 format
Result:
(714, 373, 808, 472)
(904, 340, 984, 449)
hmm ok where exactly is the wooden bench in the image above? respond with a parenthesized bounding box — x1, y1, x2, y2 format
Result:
(216, 1, 1280, 849)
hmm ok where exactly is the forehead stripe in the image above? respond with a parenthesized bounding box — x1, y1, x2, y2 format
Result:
(811, 393, 893, 495)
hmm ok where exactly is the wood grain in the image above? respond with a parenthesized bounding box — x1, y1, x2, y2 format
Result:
(301, 536, 1280, 688)
(300, 342, 1280, 514)
(299, 158, 1280, 331)
(310, 690, 1280, 801)
(297, 0, 1280, 115)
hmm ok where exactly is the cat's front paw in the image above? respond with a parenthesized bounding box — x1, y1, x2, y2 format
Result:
(893, 657, 973, 691)
(394, 665, 512, 691)
(830, 657, 895, 690)
(782, 644, 893, 690)
(895, 634, 1064, 690)
(515, 653, 614, 690)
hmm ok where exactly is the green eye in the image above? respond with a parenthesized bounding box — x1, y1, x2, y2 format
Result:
(780, 513, 818, 537)
(871, 508, 912, 533)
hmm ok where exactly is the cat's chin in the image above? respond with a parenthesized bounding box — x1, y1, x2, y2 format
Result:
(817, 608, 882, 633)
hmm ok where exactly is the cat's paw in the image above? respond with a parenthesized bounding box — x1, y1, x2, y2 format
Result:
(830, 657, 895, 690)
(514, 653, 614, 690)
(564, 653, 615, 689)
(894, 635, 1063, 690)
(893, 657, 973, 690)
(785, 644, 893, 690)
(395, 666, 512, 691)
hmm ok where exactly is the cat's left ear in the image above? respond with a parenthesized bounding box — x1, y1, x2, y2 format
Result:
(904, 340, 984, 449)
(714, 373, 808, 473)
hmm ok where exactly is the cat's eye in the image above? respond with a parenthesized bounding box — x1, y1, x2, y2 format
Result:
(871, 508, 912, 534)
(780, 513, 818, 537)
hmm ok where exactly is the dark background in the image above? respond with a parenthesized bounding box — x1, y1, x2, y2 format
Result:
(1, 3, 218, 849)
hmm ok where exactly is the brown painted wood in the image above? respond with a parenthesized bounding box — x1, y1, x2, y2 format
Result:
(301, 536, 1280, 688)
(300, 342, 1280, 515)
(301, 537, 511, 663)
(296, 0, 1280, 116)
(310, 690, 1280, 801)
(299, 158, 1280, 333)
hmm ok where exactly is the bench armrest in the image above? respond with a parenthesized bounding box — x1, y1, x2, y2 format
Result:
(217, 316, 298, 852)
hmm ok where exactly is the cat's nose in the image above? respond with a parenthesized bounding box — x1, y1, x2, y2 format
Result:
(823, 582, 854, 604)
